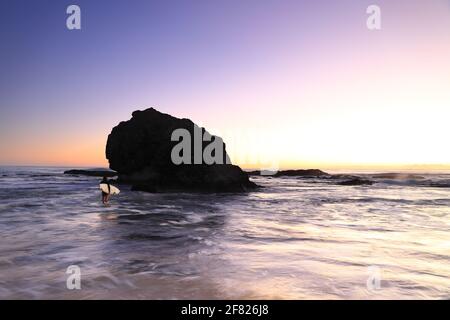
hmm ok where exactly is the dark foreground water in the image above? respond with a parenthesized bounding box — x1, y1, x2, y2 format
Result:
(0, 166, 449, 299)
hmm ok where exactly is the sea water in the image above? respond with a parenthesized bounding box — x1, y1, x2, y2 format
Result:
(0, 166, 449, 299)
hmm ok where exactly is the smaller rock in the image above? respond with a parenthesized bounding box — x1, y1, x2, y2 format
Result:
(337, 178, 373, 186)
(248, 169, 330, 178)
(64, 168, 117, 177)
(275, 169, 330, 177)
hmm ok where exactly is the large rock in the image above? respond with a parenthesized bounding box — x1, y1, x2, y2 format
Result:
(106, 108, 257, 192)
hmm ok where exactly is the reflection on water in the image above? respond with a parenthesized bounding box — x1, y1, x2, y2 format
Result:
(0, 167, 449, 299)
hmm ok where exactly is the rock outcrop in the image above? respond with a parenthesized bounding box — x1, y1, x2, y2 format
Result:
(106, 108, 257, 192)
(336, 178, 373, 186)
(274, 169, 330, 178)
(247, 169, 330, 178)
(247, 169, 375, 186)
(64, 168, 117, 177)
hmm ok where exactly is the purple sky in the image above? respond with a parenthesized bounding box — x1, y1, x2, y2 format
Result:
(1, 0, 449, 169)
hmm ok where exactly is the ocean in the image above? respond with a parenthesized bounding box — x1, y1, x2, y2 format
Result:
(0, 166, 449, 299)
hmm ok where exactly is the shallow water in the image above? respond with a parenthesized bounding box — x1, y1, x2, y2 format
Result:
(0, 166, 449, 299)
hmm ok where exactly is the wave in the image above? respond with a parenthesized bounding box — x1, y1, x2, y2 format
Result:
(373, 178, 450, 188)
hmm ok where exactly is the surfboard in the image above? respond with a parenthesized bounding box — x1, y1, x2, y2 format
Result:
(99, 183, 120, 195)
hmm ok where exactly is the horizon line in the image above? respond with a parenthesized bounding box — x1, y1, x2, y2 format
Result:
(1, 163, 450, 173)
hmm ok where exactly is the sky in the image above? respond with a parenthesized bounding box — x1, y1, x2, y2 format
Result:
(0, 0, 449, 170)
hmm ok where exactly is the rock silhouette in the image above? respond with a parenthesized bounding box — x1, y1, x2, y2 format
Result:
(106, 108, 257, 192)
(336, 178, 373, 186)
(247, 169, 375, 186)
(248, 169, 330, 178)
(64, 168, 117, 177)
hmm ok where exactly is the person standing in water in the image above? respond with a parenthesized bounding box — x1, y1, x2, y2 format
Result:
(100, 176, 110, 205)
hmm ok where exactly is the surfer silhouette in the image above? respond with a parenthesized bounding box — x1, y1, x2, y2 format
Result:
(100, 176, 110, 205)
